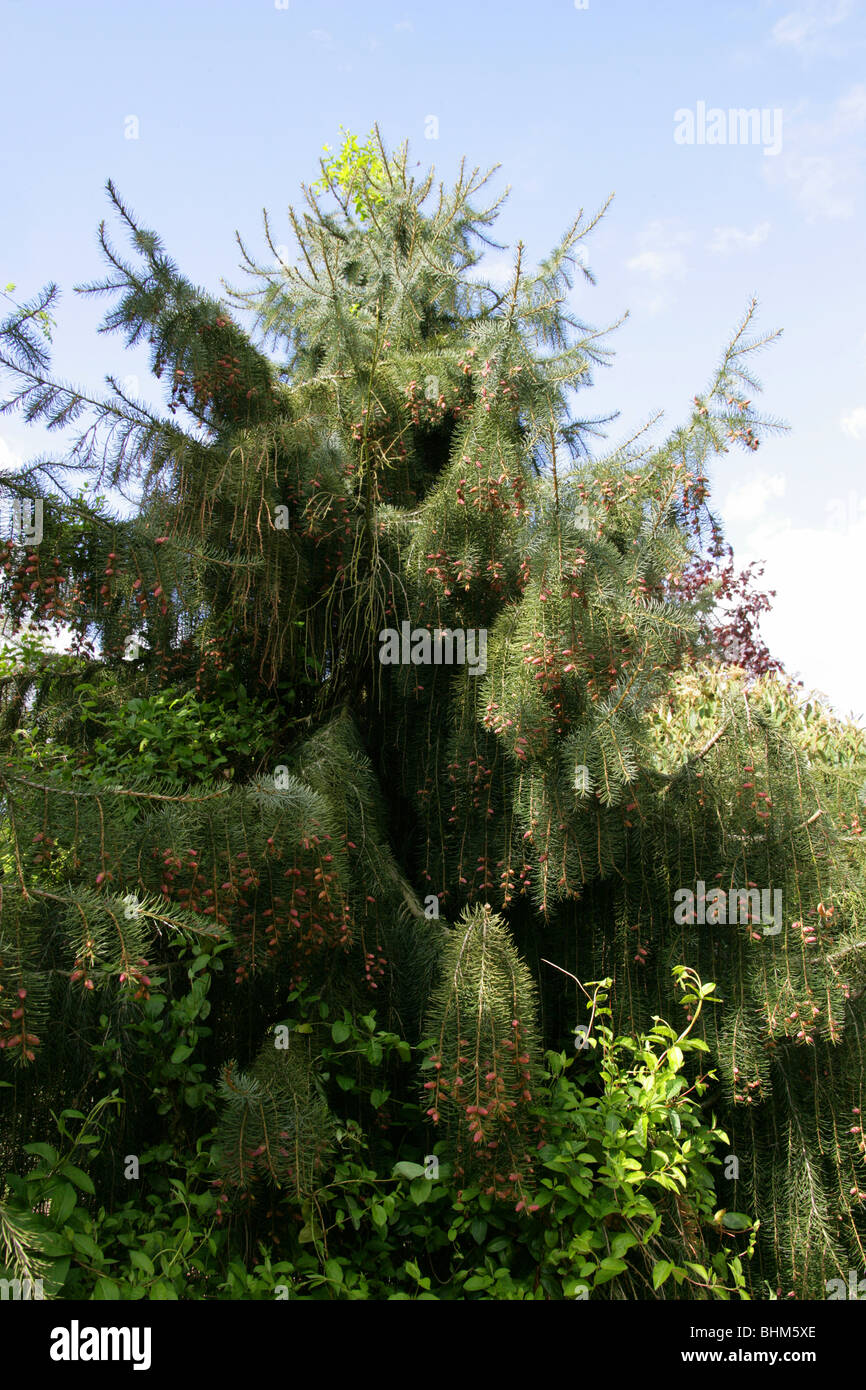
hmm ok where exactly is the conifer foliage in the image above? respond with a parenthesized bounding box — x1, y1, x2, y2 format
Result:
(1, 129, 864, 1299)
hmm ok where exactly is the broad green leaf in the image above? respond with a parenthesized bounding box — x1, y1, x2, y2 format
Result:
(392, 1161, 425, 1180)
(50, 1182, 78, 1225)
(652, 1259, 674, 1289)
(60, 1163, 95, 1194)
(94, 1277, 121, 1300)
(611, 1231, 638, 1260)
(23, 1142, 58, 1165)
(409, 1177, 432, 1205)
(721, 1211, 752, 1231)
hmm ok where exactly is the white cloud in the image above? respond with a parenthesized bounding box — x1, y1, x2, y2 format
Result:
(841, 406, 866, 438)
(771, 0, 853, 53)
(707, 221, 771, 254)
(735, 513, 866, 723)
(721, 473, 787, 524)
(774, 150, 859, 218)
(836, 85, 866, 129)
(466, 251, 520, 288)
(626, 221, 690, 282)
(766, 84, 866, 219)
(0, 435, 22, 474)
(310, 29, 332, 45)
(643, 292, 668, 316)
(720, 467, 866, 721)
(394, 19, 413, 31)
(626, 251, 677, 280)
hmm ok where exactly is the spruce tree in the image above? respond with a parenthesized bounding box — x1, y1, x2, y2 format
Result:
(1, 128, 864, 1299)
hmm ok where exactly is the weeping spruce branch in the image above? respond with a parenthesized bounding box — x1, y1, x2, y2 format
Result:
(422, 905, 542, 1201)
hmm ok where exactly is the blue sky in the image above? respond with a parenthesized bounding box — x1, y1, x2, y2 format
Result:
(2, 0, 865, 719)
